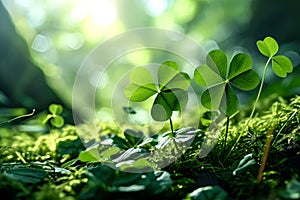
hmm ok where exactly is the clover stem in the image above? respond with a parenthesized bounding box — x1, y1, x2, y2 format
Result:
(169, 118, 174, 136)
(226, 57, 272, 160)
(247, 56, 272, 123)
(223, 116, 230, 153)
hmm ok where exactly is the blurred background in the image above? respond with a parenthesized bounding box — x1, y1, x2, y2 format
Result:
(0, 0, 299, 124)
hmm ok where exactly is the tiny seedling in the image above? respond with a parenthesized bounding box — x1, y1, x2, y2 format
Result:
(43, 104, 64, 128)
(194, 50, 260, 150)
(124, 61, 191, 135)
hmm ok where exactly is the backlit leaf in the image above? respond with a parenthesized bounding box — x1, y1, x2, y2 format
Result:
(219, 85, 238, 116)
(158, 61, 179, 89)
(101, 147, 121, 160)
(162, 72, 191, 91)
(124, 83, 157, 102)
(130, 67, 156, 85)
(151, 89, 188, 121)
(230, 70, 260, 90)
(206, 50, 228, 78)
(195, 49, 260, 117)
(49, 104, 63, 115)
(125, 61, 190, 122)
(228, 53, 252, 79)
(272, 55, 293, 78)
(201, 84, 225, 111)
(256, 36, 278, 57)
(194, 64, 223, 86)
(124, 67, 157, 102)
(79, 147, 100, 162)
(50, 115, 64, 127)
(119, 158, 153, 172)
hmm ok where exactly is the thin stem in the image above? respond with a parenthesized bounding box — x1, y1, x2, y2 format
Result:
(0, 109, 35, 125)
(223, 116, 230, 153)
(226, 57, 272, 159)
(257, 127, 275, 183)
(272, 109, 298, 145)
(169, 118, 174, 136)
(15, 151, 27, 164)
(248, 56, 272, 122)
(169, 118, 182, 155)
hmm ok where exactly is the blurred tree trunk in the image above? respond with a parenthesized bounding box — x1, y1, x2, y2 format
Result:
(0, 1, 63, 111)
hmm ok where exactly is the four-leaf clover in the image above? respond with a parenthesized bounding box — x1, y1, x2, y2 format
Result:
(194, 50, 260, 116)
(124, 61, 190, 121)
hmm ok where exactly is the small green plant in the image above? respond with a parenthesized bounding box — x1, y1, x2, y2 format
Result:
(43, 104, 64, 128)
(1, 36, 299, 200)
(249, 36, 293, 120)
(194, 50, 260, 149)
(231, 36, 294, 150)
(124, 61, 190, 134)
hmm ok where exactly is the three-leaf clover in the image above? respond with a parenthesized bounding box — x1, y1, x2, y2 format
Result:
(194, 50, 260, 116)
(43, 104, 64, 128)
(124, 61, 191, 122)
(257, 36, 293, 77)
(227, 37, 294, 152)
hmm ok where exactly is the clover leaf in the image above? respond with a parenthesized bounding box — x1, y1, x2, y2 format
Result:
(194, 50, 260, 117)
(43, 104, 64, 128)
(271, 55, 293, 77)
(257, 36, 293, 78)
(232, 37, 294, 150)
(124, 61, 190, 122)
(256, 36, 279, 57)
(49, 104, 63, 115)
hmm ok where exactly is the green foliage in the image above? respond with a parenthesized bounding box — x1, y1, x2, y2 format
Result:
(3, 168, 47, 184)
(271, 56, 293, 77)
(79, 165, 173, 199)
(43, 104, 64, 128)
(0, 95, 299, 199)
(78, 127, 199, 172)
(222, 36, 294, 154)
(232, 154, 256, 176)
(167, 95, 300, 199)
(125, 61, 190, 121)
(79, 146, 121, 163)
(279, 178, 300, 199)
(194, 50, 260, 116)
(0, 35, 298, 199)
(256, 36, 279, 57)
(257, 36, 293, 77)
(186, 186, 228, 200)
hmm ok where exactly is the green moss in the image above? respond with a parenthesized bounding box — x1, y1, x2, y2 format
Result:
(167, 95, 300, 199)
(0, 96, 299, 199)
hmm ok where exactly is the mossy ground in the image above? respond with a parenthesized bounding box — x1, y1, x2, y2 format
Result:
(1, 96, 299, 199)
